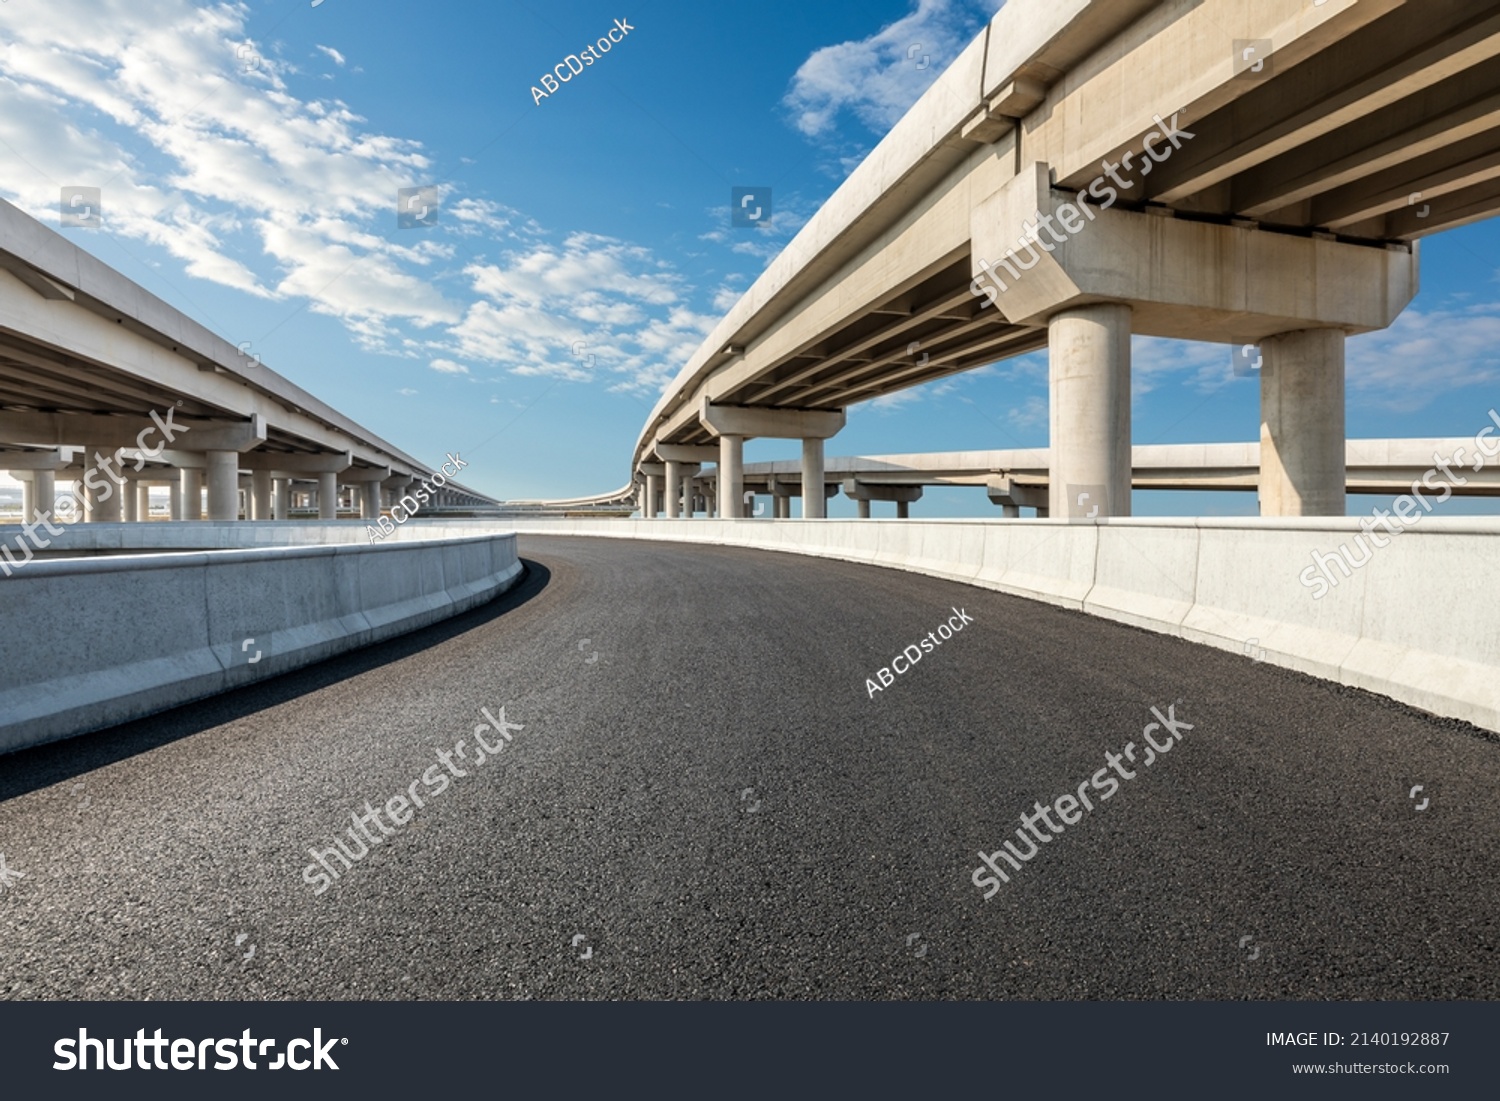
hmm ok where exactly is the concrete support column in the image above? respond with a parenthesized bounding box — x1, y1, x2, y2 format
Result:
(857, 499, 870, 520)
(251, 470, 273, 520)
(135, 483, 152, 522)
(1002, 504, 1020, 519)
(205, 450, 240, 521)
(33, 470, 55, 521)
(897, 500, 910, 519)
(318, 473, 338, 520)
(179, 468, 202, 521)
(20, 477, 35, 521)
(776, 495, 790, 520)
(84, 456, 123, 523)
(801, 438, 826, 519)
(1048, 303, 1132, 519)
(361, 482, 382, 520)
(273, 478, 290, 521)
(718, 434, 744, 518)
(122, 482, 139, 523)
(1259, 328, 1346, 517)
(664, 461, 682, 519)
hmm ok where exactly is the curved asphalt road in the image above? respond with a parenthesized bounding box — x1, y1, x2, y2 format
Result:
(0, 535, 1496, 1000)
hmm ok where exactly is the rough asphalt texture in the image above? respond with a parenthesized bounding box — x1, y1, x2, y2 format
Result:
(1, 535, 1495, 1000)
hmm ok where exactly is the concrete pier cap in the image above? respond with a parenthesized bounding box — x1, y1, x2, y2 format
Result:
(971, 162, 1419, 340)
(972, 161, 1417, 518)
(697, 400, 846, 519)
(697, 400, 845, 441)
(842, 478, 923, 503)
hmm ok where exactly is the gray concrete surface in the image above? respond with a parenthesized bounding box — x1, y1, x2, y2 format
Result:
(0, 529, 521, 753)
(0, 536, 1493, 1000)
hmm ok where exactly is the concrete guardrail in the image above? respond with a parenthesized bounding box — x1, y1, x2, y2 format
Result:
(501, 516, 1500, 735)
(0, 523, 522, 754)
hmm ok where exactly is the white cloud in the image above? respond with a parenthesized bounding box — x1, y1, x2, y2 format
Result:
(0, 0, 720, 399)
(1347, 303, 1500, 408)
(0, 0, 452, 334)
(869, 388, 924, 411)
(699, 194, 818, 265)
(1130, 336, 1231, 399)
(783, 0, 1002, 139)
(712, 281, 745, 313)
(1006, 394, 1047, 429)
(1125, 307, 1500, 411)
(444, 234, 713, 394)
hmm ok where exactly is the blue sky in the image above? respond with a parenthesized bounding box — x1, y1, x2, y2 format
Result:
(2, 0, 1498, 517)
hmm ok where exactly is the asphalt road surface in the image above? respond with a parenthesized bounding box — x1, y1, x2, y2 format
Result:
(1, 535, 1496, 1000)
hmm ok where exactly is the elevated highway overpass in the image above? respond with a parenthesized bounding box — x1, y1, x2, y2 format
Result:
(738, 438, 1500, 517)
(538, 437, 1500, 518)
(0, 198, 495, 524)
(628, 0, 1500, 524)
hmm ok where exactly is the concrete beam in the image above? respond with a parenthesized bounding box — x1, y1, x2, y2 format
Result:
(654, 443, 720, 463)
(339, 466, 395, 484)
(238, 450, 354, 474)
(842, 478, 924, 503)
(1, 446, 84, 470)
(985, 476, 1049, 510)
(700, 400, 845, 441)
(0, 412, 267, 453)
(971, 163, 1418, 342)
(0, 253, 76, 300)
(766, 477, 839, 500)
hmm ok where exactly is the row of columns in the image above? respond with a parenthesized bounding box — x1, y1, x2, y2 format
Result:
(638, 159, 1368, 524)
(8, 457, 477, 523)
(636, 309, 1345, 523)
(638, 465, 922, 519)
(966, 163, 1368, 521)
(1045, 304, 1345, 519)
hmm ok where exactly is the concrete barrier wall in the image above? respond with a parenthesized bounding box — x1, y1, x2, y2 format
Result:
(500, 517, 1500, 733)
(0, 518, 503, 555)
(0, 527, 522, 753)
